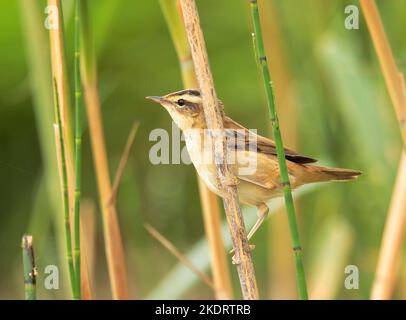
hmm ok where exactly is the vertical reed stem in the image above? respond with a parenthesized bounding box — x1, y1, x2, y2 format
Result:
(80, 0, 129, 299)
(372, 153, 406, 299)
(47, 0, 93, 299)
(22, 235, 36, 300)
(80, 200, 96, 299)
(180, 0, 259, 299)
(159, 0, 233, 299)
(18, 0, 69, 295)
(73, 0, 82, 299)
(249, 0, 308, 299)
(53, 79, 77, 299)
(360, 0, 406, 146)
(47, 0, 75, 211)
(360, 0, 406, 299)
(258, 0, 298, 299)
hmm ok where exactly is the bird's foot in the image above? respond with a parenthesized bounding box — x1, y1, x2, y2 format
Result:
(229, 244, 256, 265)
(222, 172, 238, 187)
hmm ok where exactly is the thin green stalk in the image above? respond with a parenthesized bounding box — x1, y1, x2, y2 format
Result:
(18, 0, 69, 297)
(73, 0, 82, 300)
(249, 0, 308, 299)
(53, 79, 77, 299)
(22, 235, 36, 300)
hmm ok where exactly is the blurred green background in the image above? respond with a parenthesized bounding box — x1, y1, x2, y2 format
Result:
(0, 0, 405, 299)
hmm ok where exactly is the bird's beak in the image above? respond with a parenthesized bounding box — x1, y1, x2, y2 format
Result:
(146, 96, 163, 103)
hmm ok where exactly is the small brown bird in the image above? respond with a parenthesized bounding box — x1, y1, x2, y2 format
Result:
(147, 89, 361, 242)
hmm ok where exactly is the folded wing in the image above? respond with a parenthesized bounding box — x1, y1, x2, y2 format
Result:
(224, 116, 317, 164)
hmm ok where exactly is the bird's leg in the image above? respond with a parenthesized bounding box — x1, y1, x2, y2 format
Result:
(247, 203, 269, 241)
(230, 203, 269, 264)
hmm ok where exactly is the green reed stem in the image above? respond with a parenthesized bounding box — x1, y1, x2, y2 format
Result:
(18, 1, 70, 295)
(73, 0, 82, 300)
(249, 0, 308, 299)
(22, 235, 36, 300)
(53, 79, 77, 299)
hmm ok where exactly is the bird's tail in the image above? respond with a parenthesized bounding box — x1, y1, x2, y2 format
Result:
(302, 165, 361, 183)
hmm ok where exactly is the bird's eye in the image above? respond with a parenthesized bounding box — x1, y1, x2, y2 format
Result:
(177, 99, 185, 107)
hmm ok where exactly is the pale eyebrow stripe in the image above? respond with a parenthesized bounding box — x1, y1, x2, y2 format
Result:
(168, 94, 201, 104)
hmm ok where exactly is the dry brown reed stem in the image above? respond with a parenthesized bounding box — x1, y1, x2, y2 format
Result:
(180, 0, 259, 299)
(371, 152, 406, 299)
(47, 0, 75, 214)
(161, 0, 233, 299)
(360, 0, 406, 145)
(144, 224, 215, 290)
(82, 81, 129, 299)
(197, 178, 233, 299)
(360, 0, 406, 300)
(80, 200, 96, 299)
(81, 200, 96, 273)
(48, 0, 93, 298)
(109, 122, 139, 207)
(79, 0, 129, 299)
(187, 59, 233, 299)
(80, 248, 92, 299)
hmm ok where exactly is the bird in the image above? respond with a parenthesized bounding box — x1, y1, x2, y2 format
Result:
(146, 89, 361, 244)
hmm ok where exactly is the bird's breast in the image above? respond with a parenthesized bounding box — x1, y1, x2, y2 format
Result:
(183, 130, 223, 196)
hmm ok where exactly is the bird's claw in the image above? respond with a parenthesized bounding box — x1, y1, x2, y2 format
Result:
(230, 244, 256, 264)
